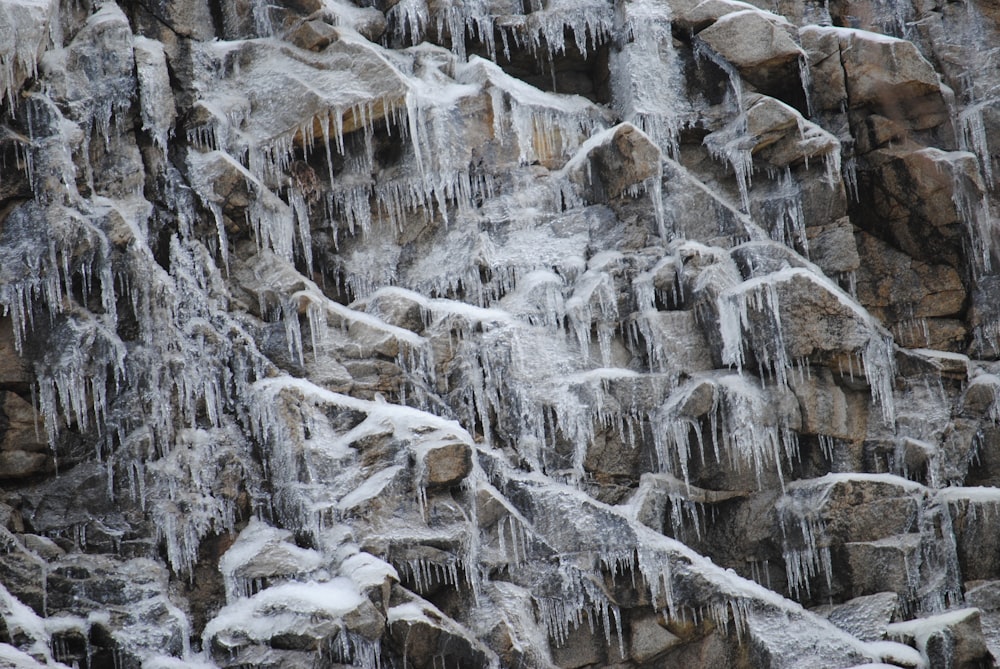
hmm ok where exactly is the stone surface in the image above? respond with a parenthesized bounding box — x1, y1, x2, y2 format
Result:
(887, 609, 993, 669)
(0, 0, 999, 667)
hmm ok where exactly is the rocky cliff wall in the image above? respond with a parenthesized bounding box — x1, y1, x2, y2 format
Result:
(1, 0, 1000, 667)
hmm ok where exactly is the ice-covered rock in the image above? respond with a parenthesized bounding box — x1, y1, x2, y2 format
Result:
(1, 0, 1000, 667)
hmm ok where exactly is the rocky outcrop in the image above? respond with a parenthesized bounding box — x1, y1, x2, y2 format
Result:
(1, 0, 1000, 667)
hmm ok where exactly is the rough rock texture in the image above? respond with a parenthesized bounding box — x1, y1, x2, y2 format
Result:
(1, 0, 1000, 668)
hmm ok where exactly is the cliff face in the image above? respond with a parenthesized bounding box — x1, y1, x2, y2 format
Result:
(1, 0, 1000, 667)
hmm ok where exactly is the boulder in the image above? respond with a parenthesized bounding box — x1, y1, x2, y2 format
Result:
(289, 19, 340, 51)
(564, 123, 662, 203)
(854, 148, 985, 272)
(419, 440, 473, 488)
(742, 94, 840, 169)
(806, 218, 861, 278)
(887, 609, 993, 669)
(803, 27, 950, 132)
(818, 592, 901, 641)
(844, 534, 922, 598)
(0, 0, 53, 109)
(853, 230, 967, 350)
(788, 367, 869, 442)
(698, 10, 803, 95)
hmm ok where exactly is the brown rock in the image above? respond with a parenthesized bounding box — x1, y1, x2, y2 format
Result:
(288, 20, 339, 51)
(799, 26, 848, 113)
(697, 10, 803, 95)
(845, 534, 922, 597)
(567, 123, 662, 203)
(343, 597, 386, 640)
(887, 608, 992, 669)
(421, 441, 472, 487)
(788, 367, 869, 441)
(854, 230, 967, 332)
(807, 218, 861, 277)
(0, 451, 50, 479)
(698, 10, 801, 71)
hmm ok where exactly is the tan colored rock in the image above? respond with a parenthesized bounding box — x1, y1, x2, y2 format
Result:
(0, 320, 31, 389)
(550, 617, 607, 668)
(0, 451, 50, 479)
(743, 94, 840, 168)
(799, 26, 848, 112)
(804, 26, 949, 131)
(566, 123, 661, 203)
(636, 310, 714, 373)
(854, 230, 966, 330)
(288, 20, 339, 51)
(819, 592, 900, 641)
(360, 289, 427, 334)
(0, 391, 51, 480)
(661, 159, 753, 244)
(0, 0, 56, 105)
(0, 392, 47, 455)
(343, 597, 386, 640)
(845, 534, 922, 597)
(421, 440, 472, 487)
(132, 0, 217, 41)
(698, 10, 802, 71)
(788, 368, 868, 441)
(807, 218, 861, 277)
(630, 612, 682, 663)
(888, 608, 992, 669)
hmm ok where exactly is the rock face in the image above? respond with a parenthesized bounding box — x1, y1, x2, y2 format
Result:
(1, 0, 1000, 668)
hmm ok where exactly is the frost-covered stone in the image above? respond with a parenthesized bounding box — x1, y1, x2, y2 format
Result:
(887, 609, 993, 669)
(1, 0, 1000, 667)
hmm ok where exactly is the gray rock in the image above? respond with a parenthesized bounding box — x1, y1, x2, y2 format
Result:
(819, 592, 901, 641)
(698, 10, 803, 92)
(887, 608, 993, 669)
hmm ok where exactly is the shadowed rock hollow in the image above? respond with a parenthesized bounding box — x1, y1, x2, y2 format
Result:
(1, 0, 1000, 667)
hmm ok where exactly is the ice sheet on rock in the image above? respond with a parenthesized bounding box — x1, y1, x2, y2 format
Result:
(39, 4, 135, 147)
(718, 267, 897, 424)
(459, 56, 611, 167)
(0, 201, 119, 354)
(244, 251, 428, 375)
(186, 150, 311, 272)
(0, 582, 57, 665)
(936, 486, 1000, 513)
(219, 518, 325, 601)
(189, 32, 409, 180)
(524, 0, 615, 60)
(566, 265, 620, 366)
(493, 471, 874, 664)
(249, 376, 475, 529)
(777, 474, 963, 612)
(338, 466, 406, 513)
(471, 203, 599, 305)
(652, 373, 800, 489)
(863, 641, 926, 668)
(144, 427, 260, 575)
(958, 101, 994, 186)
(203, 579, 373, 661)
(386, 0, 497, 61)
(338, 552, 399, 591)
(34, 313, 126, 451)
(132, 37, 175, 156)
(938, 149, 999, 275)
(0, 0, 56, 110)
(609, 0, 690, 157)
(777, 474, 924, 599)
(623, 472, 749, 540)
(424, 302, 650, 479)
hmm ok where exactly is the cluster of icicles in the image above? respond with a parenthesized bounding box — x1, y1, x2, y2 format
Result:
(2, 0, 1000, 665)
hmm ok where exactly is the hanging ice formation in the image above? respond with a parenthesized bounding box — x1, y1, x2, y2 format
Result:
(3, 0, 1000, 667)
